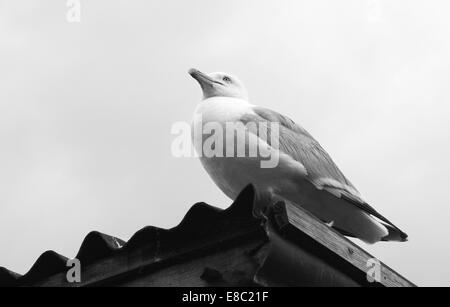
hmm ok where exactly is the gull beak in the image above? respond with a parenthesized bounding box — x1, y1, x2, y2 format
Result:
(189, 68, 219, 87)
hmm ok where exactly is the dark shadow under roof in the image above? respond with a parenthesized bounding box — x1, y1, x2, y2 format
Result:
(0, 185, 415, 287)
(0, 185, 260, 287)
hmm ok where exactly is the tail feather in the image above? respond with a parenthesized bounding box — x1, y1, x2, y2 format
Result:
(340, 193, 409, 243)
(380, 222, 409, 242)
(349, 212, 389, 244)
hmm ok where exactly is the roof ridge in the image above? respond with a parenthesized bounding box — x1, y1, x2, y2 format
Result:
(0, 184, 258, 287)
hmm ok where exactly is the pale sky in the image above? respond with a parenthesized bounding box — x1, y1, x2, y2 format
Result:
(1, 0, 449, 286)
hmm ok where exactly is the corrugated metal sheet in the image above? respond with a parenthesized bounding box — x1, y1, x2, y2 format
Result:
(0, 185, 260, 287)
(0, 185, 415, 287)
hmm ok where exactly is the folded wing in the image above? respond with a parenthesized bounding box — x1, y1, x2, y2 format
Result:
(240, 106, 408, 241)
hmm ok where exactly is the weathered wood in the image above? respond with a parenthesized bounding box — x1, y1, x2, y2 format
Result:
(118, 240, 265, 287)
(271, 200, 416, 287)
(254, 227, 361, 287)
(7, 185, 415, 287)
(33, 232, 266, 287)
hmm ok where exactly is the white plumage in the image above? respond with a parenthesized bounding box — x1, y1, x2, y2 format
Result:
(189, 68, 408, 244)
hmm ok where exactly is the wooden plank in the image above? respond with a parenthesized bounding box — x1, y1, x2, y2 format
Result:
(33, 231, 265, 287)
(119, 240, 264, 287)
(272, 200, 416, 287)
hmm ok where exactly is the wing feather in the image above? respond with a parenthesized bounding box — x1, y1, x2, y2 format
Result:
(242, 106, 359, 196)
(241, 106, 407, 240)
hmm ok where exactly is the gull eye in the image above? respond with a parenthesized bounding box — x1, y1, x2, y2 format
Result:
(222, 76, 231, 82)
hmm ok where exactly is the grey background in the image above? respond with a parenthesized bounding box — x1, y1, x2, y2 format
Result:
(1, 0, 449, 286)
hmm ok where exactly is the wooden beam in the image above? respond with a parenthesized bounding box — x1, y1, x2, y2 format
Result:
(270, 200, 416, 287)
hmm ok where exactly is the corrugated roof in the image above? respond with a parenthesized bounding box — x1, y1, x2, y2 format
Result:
(0, 185, 416, 287)
(0, 185, 260, 287)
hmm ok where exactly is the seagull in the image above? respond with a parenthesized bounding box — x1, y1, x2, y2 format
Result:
(189, 68, 408, 244)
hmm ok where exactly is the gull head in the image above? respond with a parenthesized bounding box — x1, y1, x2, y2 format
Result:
(189, 68, 248, 100)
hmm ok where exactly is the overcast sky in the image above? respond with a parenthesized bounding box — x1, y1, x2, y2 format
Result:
(1, 0, 449, 286)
